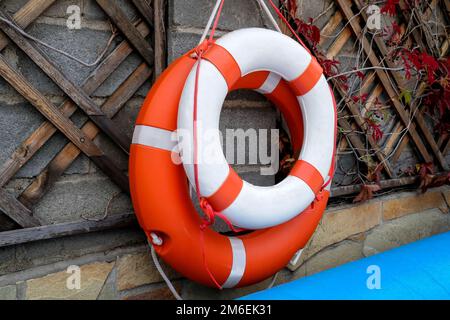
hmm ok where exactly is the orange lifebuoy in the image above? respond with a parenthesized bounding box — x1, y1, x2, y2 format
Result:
(177, 29, 336, 230)
(129, 41, 333, 287)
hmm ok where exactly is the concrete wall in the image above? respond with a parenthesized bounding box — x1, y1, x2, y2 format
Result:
(0, 0, 449, 300)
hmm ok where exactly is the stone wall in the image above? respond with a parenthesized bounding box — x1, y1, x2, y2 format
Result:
(168, 0, 282, 187)
(1, 186, 449, 300)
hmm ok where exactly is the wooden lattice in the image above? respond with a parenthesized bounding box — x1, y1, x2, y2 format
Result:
(326, 0, 449, 197)
(0, 0, 165, 246)
(0, 0, 448, 247)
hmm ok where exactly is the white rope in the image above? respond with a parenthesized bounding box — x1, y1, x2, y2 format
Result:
(0, 16, 117, 68)
(199, 0, 282, 46)
(154, 1, 284, 300)
(327, 66, 405, 80)
(256, 0, 282, 33)
(267, 271, 279, 289)
(149, 243, 183, 300)
(198, 0, 223, 45)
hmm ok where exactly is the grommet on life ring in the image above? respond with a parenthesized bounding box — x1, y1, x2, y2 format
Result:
(178, 28, 336, 230)
(129, 28, 337, 288)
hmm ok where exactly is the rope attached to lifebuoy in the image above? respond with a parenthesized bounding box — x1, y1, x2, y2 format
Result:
(189, 0, 337, 289)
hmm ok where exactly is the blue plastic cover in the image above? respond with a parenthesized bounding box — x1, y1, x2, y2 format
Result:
(241, 232, 450, 300)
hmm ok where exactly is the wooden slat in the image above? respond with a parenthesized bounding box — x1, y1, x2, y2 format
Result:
(390, 1, 450, 166)
(83, 21, 151, 91)
(319, 10, 343, 47)
(0, 0, 56, 51)
(337, 87, 395, 177)
(132, 0, 154, 27)
(102, 64, 152, 117)
(444, 138, 450, 156)
(336, 0, 433, 165)
(0, 12, 131, 154)
(0, 55, 102, 157)
(384, 38, 450, 164)
(326, 27, 351, 59)
(331, 176, 418, 197)
(0, 22, 150, 188)
(310, 10, 392, 176)
(96, 0, 154, 66)
(398, 0, 428, 50)
(153, 0, 166, 78)
(318, 11, 361, 168)
(354, 0, 449, 171)
(0, 213, 136, 247)
(320, 15, 394, 177)
(19, 64, 152, 208)
(383, 122, 403, 156)
(392, 133, 410, 164)
(0, 188, 40, 228)
(437, 134, 448, 149)
(338, 117, 371, 164)
(0, 54, 130, 194)
(359, 71, 376, 95)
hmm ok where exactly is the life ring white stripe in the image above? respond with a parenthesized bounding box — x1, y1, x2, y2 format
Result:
(132, 125, 177, 152)
(298, 76, 335, 178)
(223, 176, 315, 229)
(222, 237, 246, 289)
(256, 72, 282, 95)
(217, 28, 312, 80)
(178, 59, 231, 197)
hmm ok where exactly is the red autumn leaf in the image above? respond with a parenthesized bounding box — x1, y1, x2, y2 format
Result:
(386, 22, 402, 46)
(286, 0, 297, 16)
(294, 18, 321, 48)
(401, 54, 413, 80)
(417, 162, 436, 193)
(391, 21, 401, 34)
(280, 154, 295, 170)
(360, 93, 369, 104)
(402, 166, 416, 176)
(421, 52, 439, 84)
(336, 74, 349, 92)
(353, 184, 382, 203)
(368, 165, 383, 185)
(319, 58, 340, 77)
(401, 50, 440, 84)
(403, 0, 421, 9)
(356, 71, 365, 79)
(419, 173, 435, 193)
(372, 125, 383, 142)
(366, 118, 383, 142)
(381, 0, 399, 16)
(419, 162, 434, 177)
(351, 93, 369, 104)
(429, 174, 450, 189)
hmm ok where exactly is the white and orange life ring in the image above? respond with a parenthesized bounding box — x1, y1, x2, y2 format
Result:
(178, 28, 336, 229)
(130, 28, 337, 288)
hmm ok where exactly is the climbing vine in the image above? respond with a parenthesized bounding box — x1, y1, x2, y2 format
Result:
(278, 0, 450, 202)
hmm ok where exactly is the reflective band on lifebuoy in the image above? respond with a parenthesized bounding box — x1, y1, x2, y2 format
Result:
(177, 28, 336, 229)
(130, 27, 337, 288)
